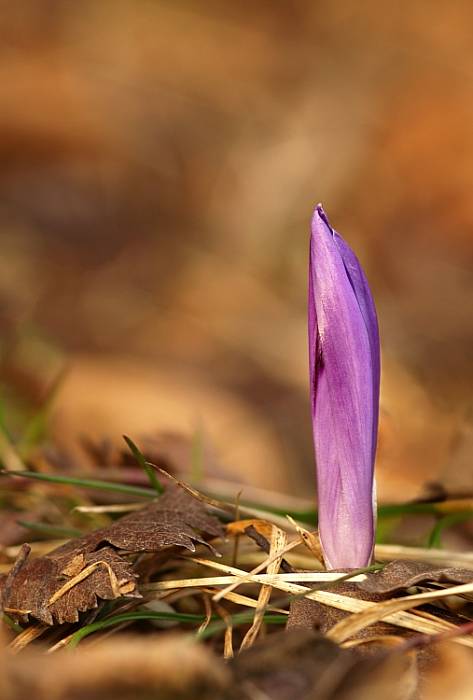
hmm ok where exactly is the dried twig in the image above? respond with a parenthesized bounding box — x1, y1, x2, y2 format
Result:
(240, 526, 287, 651)
(327, 580, 473, 644)
(212, 536, 304, 602)
(191, 558, 473, 646)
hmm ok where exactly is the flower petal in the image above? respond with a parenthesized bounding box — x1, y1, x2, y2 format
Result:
(309, 206, 379, 569)
(332, 227, 380, 463)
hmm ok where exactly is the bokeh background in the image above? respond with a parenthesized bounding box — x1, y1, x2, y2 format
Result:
(1, 0, 472, 504)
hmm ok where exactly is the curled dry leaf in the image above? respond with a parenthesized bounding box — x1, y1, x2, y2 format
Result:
(91, 485, 224, 554)
(0, 485, 224, 625)
(359, 560, 473, 595)
(2, 545, 138, 625)
(226, 519, 275, 540)
(287, 560, 473, 641)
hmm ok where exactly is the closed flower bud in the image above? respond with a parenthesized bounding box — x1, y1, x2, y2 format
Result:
(308, 205, 380, 569)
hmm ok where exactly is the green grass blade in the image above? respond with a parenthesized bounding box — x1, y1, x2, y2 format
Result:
(123, 435, 163, 495)
(69, 611, 213, 647)
(70, 609, 287, 647)
(1, 470, 156, 499)
(1, 613, 23, 633)
(241, 500, 473, 528)
(427, 511, 473, 549)
(197, 611, 287, 641)
(16, 520, 83, 538)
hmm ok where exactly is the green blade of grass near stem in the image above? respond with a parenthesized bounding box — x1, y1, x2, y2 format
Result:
(3, 466, 471, 537)
(16, 520, 83, 538)
(1, 470, 156, 499)
(428, 511, 473, 548)
(69, 610, 286, 648)
(196, 611, 287, 642)
(215, 498, 469, 528)
(123, 435, 163, 495)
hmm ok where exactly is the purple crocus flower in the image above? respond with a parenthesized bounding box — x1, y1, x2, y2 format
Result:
(308, 205, 380, 569)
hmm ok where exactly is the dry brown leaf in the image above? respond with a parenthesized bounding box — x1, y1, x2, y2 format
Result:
(2, 545, 139, 625)
(227, 519, 274, 539)
(359, 560, 473, 595)
(0, 485, 224, 624)
(287, 581, 394, 640)
(90, 484, 224, 554)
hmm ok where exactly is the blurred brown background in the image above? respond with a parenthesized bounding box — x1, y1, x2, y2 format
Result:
(0, 0, 472, 502)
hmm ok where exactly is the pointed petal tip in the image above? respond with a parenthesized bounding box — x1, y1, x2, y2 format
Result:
(315, 202, 326, 218)
(312, 204, 333, 235)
